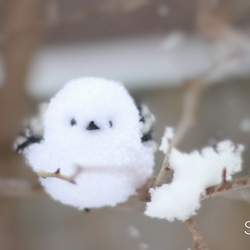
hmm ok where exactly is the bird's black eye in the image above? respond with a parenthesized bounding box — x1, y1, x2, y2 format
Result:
(70, 118, 77, 126)
(109, 120, 113, 128)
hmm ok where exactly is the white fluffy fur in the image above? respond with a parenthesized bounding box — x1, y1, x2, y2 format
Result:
(25, 77, 154, 209)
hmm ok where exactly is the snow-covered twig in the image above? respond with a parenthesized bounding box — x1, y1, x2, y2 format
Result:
(184, 174, 250, 250)
(0, 175, 249, 201)
(153, 50, 239, 188)
(185, 218, 209, 250)
(137, 175, 250, 203)
(37, 166, 83, 184)
(0, 0, 151, 45)
(153, 51, 243, 249)
(202, 175, 250, 201)
(153, 78, 204, 187)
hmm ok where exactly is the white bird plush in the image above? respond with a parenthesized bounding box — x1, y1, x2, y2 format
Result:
(17, 77, 155, 209)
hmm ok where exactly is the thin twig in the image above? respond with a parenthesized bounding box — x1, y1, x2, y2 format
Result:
(153, 52, 243, 249)
(36, 165, 126, 184)
(136, 175, 250, 203)
(37, 166, 83, 184)
(0, 174, 249, 200)
(202, 175, 250, 201)
(185, 218, 209, 250)
(0, 0, 151, 45)
(153, 81, 201, 187)
(153, 51, 239, 188)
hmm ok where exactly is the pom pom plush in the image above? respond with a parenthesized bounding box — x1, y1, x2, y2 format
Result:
(17, 77, 154, 209)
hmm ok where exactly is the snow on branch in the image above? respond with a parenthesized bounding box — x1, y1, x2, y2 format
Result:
(153, 52, 240, 188)
(145, 137, 245, 221)
(202, 174, 250, 200)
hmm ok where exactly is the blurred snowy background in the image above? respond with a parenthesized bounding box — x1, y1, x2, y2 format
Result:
(0, 0, 250, 249)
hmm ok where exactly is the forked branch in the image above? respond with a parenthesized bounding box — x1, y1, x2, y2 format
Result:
(37, 166, 83, 184)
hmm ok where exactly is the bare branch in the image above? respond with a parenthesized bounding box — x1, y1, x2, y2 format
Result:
(202, 175, 250, 201)
(185, 218, 209, 250)
(0, 174, 249, 201)
(135, 175, 250, 204)
(37, 166, 83, 184)
(153, 76, 206, 187)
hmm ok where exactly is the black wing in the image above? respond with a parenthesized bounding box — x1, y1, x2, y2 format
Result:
(14, 103, 47, 154)
(136, 102, 155, 143)
(14, 128, 43, 154)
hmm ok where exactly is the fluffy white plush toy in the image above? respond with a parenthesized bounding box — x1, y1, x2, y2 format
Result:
(17, 77, 155, 209)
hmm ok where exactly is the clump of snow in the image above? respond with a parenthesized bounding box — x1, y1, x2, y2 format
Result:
(159, 127, 174, 153)
(24, 77, 154, 209)
(240, 117, 250, 132)
(145, 129, 244, 221)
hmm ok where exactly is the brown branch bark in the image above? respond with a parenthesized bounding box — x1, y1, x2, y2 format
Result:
(137, 175, 250, 203)
(0, 175, 249, 201)
(153, 80, 203, 187)
(185, 218, 209, 250)
(202, 175, 250, 201)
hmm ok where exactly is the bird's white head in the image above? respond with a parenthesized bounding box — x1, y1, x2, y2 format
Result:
(43, 77, 142, 153)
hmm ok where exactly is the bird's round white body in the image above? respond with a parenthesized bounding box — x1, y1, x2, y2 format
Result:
(25, 78, 154, 209)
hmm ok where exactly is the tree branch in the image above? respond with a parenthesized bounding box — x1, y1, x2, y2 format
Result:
(185, 218, 209, 250)
(202, 175, 250, 201)
(153, 50, 240, 188)
(37, 166, 83, 184)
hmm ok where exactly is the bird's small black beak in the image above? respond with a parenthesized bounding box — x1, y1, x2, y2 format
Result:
(86, 121, 100, 130)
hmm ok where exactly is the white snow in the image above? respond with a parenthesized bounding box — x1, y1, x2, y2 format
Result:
(145, 129, 244, 221)
(159, 127, 174, 154)
(24, 77, 154, 209)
